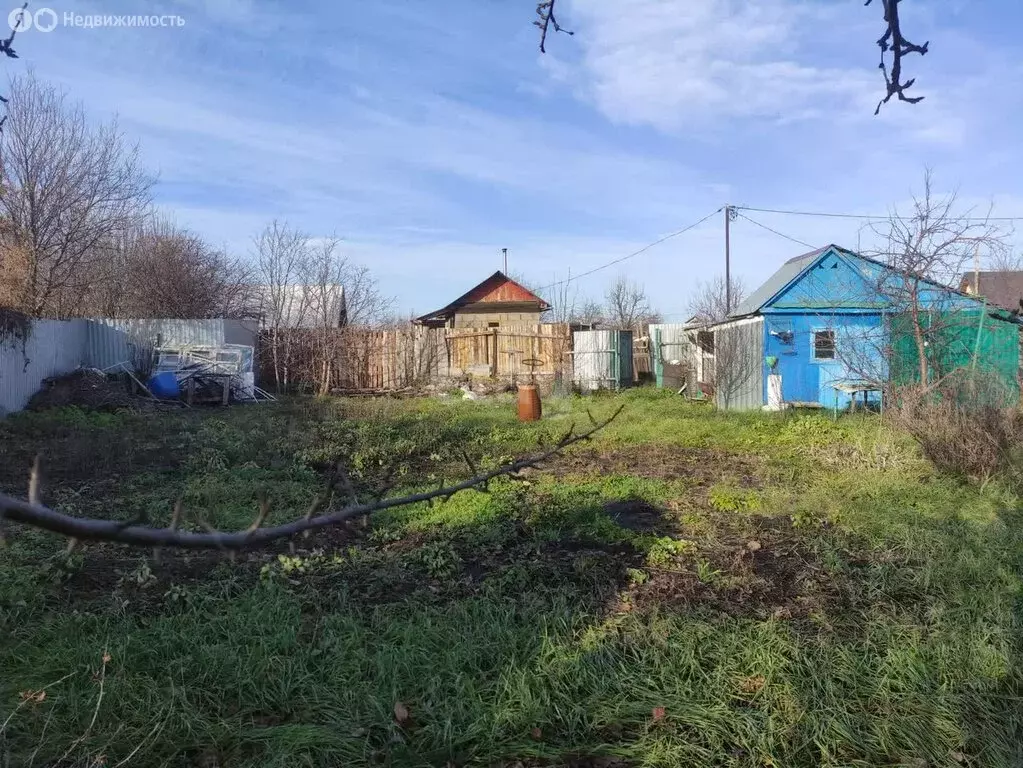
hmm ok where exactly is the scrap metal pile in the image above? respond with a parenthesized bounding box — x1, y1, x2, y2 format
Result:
(146, 344, 276, 404)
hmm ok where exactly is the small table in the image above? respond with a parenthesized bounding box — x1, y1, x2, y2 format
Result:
(830, 380, 882, 416)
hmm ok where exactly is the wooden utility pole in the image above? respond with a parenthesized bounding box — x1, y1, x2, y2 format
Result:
(973, 241, 980, 294)
(724, 205, 732, 315)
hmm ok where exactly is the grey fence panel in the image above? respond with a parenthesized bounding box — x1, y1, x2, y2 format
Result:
(0, 319, 89, 416)
(713, 317, 764, 411)
(84, 318, 259, 373)
(84, 320, 140, 370)
(88, 318, 226, 348)
(572, 330, 633, 390)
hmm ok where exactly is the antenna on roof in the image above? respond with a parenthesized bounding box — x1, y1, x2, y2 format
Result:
(502, 248, 508, 273)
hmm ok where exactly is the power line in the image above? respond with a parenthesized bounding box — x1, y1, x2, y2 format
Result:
(536, 207, 722, 292)
(734, 205, 1023, 223)
(735, 212, 815, 249)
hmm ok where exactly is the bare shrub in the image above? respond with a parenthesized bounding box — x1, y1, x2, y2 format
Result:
(888, 372, 1021, 480)
(108, 217, 251, 318)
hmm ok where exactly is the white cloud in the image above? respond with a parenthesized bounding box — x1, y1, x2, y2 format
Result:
(560, 0, 884, 130)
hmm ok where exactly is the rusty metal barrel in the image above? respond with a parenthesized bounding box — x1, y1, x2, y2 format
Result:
(517, 384, 541, 422)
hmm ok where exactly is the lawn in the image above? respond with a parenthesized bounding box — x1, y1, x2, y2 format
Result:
(1, 389, 1021, 767)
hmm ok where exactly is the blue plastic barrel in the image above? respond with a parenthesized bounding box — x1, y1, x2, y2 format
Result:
(147, 371, 180, 399)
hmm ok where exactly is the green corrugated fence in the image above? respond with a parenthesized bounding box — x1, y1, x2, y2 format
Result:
(889, 309, 1020, 404)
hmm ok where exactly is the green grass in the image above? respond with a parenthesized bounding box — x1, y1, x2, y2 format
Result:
(1, 390, 1021, 767)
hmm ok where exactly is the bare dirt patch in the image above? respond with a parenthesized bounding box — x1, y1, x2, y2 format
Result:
(544, 444, 761, 488)
(27, 369, 149, 412)
(56, 523, 363, 608)
(624, 514, 849, 621)
(48, 510, 860, 625)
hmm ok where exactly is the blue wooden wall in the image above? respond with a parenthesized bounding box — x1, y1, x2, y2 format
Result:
(762, 313, 885, 408)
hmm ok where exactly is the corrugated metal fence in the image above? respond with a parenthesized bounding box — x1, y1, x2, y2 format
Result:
(649, 319, 765, 410)
(571, 330, 633, 391)
(713, 317, 764, 411)
(0, 320, 90, 416)
(0, 317, 260, 415)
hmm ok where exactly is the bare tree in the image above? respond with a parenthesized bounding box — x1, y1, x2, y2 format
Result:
(304, 235, 391, 394)
(986, 249, 1023, 273)
(542, 272, 579, 324)
(867, 171, 1008, 388)
(326, 248, 390, 328)
(253, 220, 310, 391)
(0, 73, 152, 316)
(253, 224, 392, 393)
(0, 407, 623, 551)
(572, 298, 605, 327)
(101, 217, 251, 318)
(604, 275, 655, 331)
(688, 275, 748, 325)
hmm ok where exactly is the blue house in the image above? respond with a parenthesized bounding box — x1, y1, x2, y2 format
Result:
(709, 244, 1017, 411)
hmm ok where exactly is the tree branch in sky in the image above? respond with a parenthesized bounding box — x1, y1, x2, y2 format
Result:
(534, 0, 572, 54)
(867, 0, 928, 114)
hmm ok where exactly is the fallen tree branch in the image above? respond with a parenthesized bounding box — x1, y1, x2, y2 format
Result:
(0, 405, 624, 551)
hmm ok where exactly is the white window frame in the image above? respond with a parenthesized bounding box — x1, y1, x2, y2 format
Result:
(811, 328, 836, 361)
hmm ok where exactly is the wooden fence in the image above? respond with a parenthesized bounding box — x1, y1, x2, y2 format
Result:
(258, 324, 572, 392)
(440, 325, 570, 381)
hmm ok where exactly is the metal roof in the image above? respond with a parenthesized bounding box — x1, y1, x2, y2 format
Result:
(730, 244, 1007, 320)
(728, 245, 830, 318)
(415, 271, 551, 325)
(959, 271, 1023, 312)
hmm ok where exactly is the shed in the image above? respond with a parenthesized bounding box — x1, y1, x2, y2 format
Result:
(708, 244, 1020, 410)
(415, 271, 550, 329)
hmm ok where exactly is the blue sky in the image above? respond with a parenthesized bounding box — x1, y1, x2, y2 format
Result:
(14, 0, 1023, 319)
